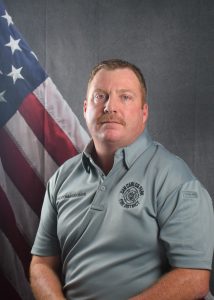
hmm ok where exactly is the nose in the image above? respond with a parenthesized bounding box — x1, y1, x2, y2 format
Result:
(104, 95, 117, 113)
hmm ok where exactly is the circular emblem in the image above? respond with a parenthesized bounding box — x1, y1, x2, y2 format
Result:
(119, 182, 144, 208)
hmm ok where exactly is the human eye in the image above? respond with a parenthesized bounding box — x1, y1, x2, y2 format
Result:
(121, 94, 133, 102)
(93, 92, 107, 103)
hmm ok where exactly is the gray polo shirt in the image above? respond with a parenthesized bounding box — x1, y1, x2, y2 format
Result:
(32, 129, 214, 300)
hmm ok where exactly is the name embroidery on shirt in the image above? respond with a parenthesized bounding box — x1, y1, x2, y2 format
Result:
(57, 192, 86, 200)
(119, 182, 144, 208)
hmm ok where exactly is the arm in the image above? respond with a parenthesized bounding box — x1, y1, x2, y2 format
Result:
(30, 255, 66, 300)
(129, 268, 210, 300)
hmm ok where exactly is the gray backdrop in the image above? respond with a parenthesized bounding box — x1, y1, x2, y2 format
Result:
(4, 0, 214, 293)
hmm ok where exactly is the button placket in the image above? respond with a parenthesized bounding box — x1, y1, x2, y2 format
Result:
(100, 185, 106, 191)
(99, 171, 106, 192)
(90, 172, 106, 211)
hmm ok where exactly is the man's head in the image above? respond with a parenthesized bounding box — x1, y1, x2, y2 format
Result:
(84, 59, 149, 151)
(87, 59, 147, 106)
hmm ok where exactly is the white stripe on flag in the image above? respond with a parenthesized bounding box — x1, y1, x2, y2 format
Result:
(34, 77, 90, 152)
(5, 110, 58, 184)
(0, 230, 34, 300)
(0, 159, 39, 245)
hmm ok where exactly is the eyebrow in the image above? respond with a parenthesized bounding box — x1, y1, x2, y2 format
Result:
(116, 89, 136, 96)
(93, 88, 135, 93)
(93, 89, 106, 94)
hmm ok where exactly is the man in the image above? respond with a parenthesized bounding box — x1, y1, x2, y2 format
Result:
(30, 59, 214, 300)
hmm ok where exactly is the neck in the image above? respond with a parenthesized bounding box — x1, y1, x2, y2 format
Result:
(92, 143, 118, 174)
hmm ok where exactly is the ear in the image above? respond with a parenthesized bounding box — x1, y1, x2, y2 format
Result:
(142, 103, 149, 124)
(83, 99, 87, 118)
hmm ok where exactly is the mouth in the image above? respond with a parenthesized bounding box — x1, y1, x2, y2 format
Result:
(100, 120, 121, 124)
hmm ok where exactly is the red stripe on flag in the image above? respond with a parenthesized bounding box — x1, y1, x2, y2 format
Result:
(19, 93, 78, 165)
(0, 273, 22, 300)
(0, 186, 31, 276)
(0, 127, 45, 216)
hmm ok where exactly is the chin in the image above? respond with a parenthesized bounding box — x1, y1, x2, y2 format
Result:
(100, 132, 124, 144)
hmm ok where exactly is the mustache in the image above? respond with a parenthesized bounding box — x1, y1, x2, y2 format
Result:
(97, 114, 126, 126)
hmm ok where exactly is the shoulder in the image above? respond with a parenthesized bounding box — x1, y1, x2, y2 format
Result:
(153, 141, 195, 180)
(48, 153, 83, 189)
(58, 153, 83, 173)
(148, 142, 197, 198)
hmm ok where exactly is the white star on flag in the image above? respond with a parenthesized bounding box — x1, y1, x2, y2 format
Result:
(1, 10, 13, 26)
(0, 90, 7, 103)
(0, 70, 3, 75)
(7, 65, 24, 84)
(5, 36, 21, 54)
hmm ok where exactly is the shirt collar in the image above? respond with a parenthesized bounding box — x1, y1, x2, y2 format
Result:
(121, 128, 153, 169)
(82, 128, 153, 172)
(82, 140, 94, 172)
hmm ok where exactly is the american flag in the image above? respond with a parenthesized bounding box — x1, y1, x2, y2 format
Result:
(0, 2, 89, 299)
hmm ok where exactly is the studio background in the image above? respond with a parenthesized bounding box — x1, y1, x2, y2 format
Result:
(3, 0, 214, 294)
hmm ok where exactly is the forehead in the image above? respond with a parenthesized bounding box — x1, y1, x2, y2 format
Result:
(88, 68, 142, 91)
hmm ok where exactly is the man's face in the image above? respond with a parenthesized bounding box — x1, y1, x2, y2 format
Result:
(84, 68, 148, 149)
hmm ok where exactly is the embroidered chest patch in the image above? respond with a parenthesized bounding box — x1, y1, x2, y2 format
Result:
(119, 182, 144, 208)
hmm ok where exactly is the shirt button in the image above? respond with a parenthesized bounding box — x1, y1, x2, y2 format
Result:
(100, 185, 106, 191)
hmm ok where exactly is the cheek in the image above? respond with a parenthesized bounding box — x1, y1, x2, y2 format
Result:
(126, 110, 145, 127)
(85, 108, 93, 123)
(85, 106, 99, 126)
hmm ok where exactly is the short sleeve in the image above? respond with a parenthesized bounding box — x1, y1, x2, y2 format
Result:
(31, 179, 60, 256)
(158, 180, 214, 269)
